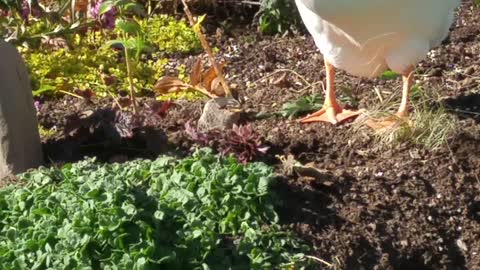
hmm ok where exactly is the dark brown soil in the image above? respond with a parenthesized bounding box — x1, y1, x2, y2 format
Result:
(34, 1, 480, 269)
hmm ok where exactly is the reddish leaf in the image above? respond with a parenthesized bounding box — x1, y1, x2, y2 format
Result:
(184, 123, 268, 163)
(117, 97, 132, 108)
(149, 101, 174, 117)
(73, 89, 96, 100)
(101, 74, 117, 86)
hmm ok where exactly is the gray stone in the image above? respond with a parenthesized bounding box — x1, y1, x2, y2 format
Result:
(0, 40, 43, 179)
(197, 98, 241, 131)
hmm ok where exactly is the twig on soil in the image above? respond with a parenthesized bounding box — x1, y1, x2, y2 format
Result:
(333, 256, 342, 269)
(180, 0, 233, 98)
(445, 140, 458, 165)
(240, 0, 261, 5)
(373, 86, 384, 102)
(298, 81, 325, 94)
(58, 90, 86, 99)
(251, 68, 323, 94)
(192, 86, 219, 99)
(108, 92, 124, 110)
(305, 255, 333, 268)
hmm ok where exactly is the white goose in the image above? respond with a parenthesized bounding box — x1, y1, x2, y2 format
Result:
(295, 0, 461, 127)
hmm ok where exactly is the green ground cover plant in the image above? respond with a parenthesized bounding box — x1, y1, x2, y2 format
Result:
(0, 149, 309, 270)
(7, 15, 200, 98)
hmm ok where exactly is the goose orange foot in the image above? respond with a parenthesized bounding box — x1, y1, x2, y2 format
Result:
(365, 112, 412, 132)
(298, 104, 365, 125)
(298, 59, 365, 125)
(365, 69, 415, 132)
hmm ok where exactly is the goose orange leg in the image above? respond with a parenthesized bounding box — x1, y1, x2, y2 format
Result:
(366, 68, 415, 131)
(397, 69, 415, 117)
(298, 59, 364, 124)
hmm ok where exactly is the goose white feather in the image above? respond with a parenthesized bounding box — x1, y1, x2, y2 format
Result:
(296, 0, 461, 77)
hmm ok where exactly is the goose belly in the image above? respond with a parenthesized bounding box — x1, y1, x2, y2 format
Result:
(296, 0, 460, 78)
(310, 20, 432, 78)
(312, 20, 393, 78)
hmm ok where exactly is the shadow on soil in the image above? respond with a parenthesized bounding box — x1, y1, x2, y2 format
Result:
(42, 108, 170, 164)
(443, 92, 480, 123)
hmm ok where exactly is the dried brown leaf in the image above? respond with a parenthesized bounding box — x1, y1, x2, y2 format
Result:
(271, 72, 289, 88)
(189, 57, 203, 86)
(117, 97, 132, 108)
(210, 77, 225, 96)
(202, 61, 226, 92)
(153, 76, 190, 94)
(192, 85, 218, 98)
(75, 0, 89, 11)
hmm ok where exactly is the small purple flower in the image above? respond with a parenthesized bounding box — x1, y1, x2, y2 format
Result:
(90, 1, 101, 18)
(103, 9, 117, 29)
(20, 1, 30, 21)
(90, 0, 117, 30)
(18, 0, 42, 22)
(34, 101, 42, 112)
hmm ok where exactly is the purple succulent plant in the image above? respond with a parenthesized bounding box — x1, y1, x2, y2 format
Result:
(184, 122, 270, 163)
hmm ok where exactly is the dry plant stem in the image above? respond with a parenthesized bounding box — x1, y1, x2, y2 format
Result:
(180, 0, 232, 98)
(58, 90, 85, 99)
(124, 46, 137, 114)
(195, 87, 219, 98)
(305, 255, 333, 268)
(373, 86, 384, 102)
(173, 0, 178, 14)
(71, 0, 76, 23)
(251, 68, 321, 93)
(108, 92, 124, 110)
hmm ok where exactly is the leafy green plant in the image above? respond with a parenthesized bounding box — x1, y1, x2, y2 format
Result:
(100, 0, 149, 113)
(139, 15, 201, 54)
(0, 0, 17, 11)
(276, 91, 359, 119)
(22, 28, 193, 98)
(257, 0, 301, 34)
(0, 149, 309, 269)
(0, 0, 95, 46)
(379, 70, 400, 80)
(23, 35, 120, 97)
(37, 124, 57, 138)
(278, 94, 323, 119)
